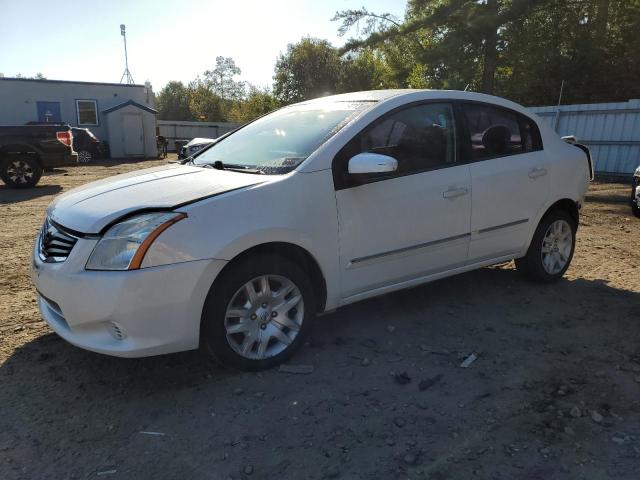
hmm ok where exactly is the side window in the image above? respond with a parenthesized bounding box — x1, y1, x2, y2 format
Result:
(519, 115, 543, 152)
(463, 104, 526, 159)
(346, 102, 457, 176)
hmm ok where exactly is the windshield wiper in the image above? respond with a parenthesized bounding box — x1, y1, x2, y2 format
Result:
(202, 160, 265, 174)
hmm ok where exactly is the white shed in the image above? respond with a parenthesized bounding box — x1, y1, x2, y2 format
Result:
(103, 100, 158, 158)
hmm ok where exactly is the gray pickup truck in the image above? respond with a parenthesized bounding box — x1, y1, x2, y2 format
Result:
(0, 124, 77, 188)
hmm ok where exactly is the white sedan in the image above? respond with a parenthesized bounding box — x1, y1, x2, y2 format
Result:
(31, 90, 592, 370)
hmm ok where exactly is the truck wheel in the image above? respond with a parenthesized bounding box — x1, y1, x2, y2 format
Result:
(0, 155, 43, 188)
(516, 210, 577, 283)
(77, 150, 93, 163)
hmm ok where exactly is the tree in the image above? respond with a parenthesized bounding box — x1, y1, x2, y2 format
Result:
(273, 38, 343, 103)
(155, 81, 192, 120)
(334, 0, 543, 94)
(204, 56, 246, 101)
(227, 87, 280, 124)
(187, 79, 226, 122)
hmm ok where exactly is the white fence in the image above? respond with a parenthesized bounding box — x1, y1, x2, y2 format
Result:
(157, 120, 240, 151)
(530, 99, 640, 175)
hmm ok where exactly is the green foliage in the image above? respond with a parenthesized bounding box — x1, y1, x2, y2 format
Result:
(155, 81, 192, 120)
(187, 78, 226, 122)
(273, 38, 343, 103)
(334, 0, 640, 105)
(204, 56, 246, 101)
(227, 87, 280, 124)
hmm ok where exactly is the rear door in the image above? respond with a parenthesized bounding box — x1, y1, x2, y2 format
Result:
(461, 102, 550, 263)
(333, 102, 471, 298)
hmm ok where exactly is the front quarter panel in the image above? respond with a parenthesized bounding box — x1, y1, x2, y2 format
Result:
(141, 169, 341, 310)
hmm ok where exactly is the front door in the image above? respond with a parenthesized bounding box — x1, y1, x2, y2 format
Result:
(333, 102, 471, 299)
(461, 102, 551, 262)
(122, 113, 144, 156)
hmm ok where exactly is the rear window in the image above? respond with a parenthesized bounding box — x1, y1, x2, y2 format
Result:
(462, 103, 542, 159)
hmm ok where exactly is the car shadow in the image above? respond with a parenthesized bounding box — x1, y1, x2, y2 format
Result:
(2, 266, 639, 479)
(0, 184, 62, 204)
(2, 266, 637, 398)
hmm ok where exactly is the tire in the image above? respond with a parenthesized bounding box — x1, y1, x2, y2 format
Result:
(632, 204, 640, 218)
(515, 209, 577, 283)
(77, 150, 93, 163)
(0, 155, 43, 188)
(201, 254, 316, 371)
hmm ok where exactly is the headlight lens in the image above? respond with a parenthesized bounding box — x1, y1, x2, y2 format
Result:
(86, 212, 186, 271)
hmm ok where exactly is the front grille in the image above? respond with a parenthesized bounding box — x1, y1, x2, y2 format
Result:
(39, 218, 78, 262)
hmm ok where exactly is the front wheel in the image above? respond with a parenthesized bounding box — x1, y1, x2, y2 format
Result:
(201, 254, 315, 370)
(0, 155, 43, 188)
(516, 210, 576, 283)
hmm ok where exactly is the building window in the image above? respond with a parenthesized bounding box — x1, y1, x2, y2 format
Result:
(76, 100, 98, 126)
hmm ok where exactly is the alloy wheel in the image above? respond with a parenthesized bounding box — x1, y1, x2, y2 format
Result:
(540, 219, 573, 275)
(6, 159, 34, 185)
(78, 150, 92, 163)
(224, 275, 304, 360)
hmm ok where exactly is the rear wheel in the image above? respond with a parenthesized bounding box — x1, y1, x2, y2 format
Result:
(201, 254, 315, 370)
(516, 210, 576, 283)
(0, 155, 43, 188)
(77, 150, 93, 163)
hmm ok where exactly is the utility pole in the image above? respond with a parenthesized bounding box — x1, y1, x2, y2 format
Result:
(119, 24, 135, 84)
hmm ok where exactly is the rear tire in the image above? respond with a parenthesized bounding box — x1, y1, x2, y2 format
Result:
(201, 254, 315, 371)
(632, 204, 640, 218)
(0, 155, 43, 188)
(77, 150, 93, 163)
(516, 210, 577, 283)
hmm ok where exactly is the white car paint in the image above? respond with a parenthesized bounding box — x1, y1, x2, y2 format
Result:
(31, 89, 591, 358)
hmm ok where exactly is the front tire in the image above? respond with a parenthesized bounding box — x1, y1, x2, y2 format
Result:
(201, 254, 315, 371)
(0, 155, 43, 188)
(516, 210, 576, 283)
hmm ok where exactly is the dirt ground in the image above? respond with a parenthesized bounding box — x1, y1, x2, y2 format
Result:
(1, 157, 639, 480)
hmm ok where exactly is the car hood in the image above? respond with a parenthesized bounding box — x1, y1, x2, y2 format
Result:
(47, 164, 266, 233)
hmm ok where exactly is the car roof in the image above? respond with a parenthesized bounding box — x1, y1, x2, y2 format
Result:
(296, 89, 532, 117)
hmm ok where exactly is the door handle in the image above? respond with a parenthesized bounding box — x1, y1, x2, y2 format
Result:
(443, 187, 469, 199)
(528, 167, 547, 179)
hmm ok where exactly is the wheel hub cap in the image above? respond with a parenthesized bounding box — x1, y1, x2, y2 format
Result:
(541, 219, 572, 275)
(224, 275, 304, 360)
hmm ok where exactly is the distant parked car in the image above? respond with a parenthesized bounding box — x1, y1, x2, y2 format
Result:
(71, 127, 104, 163)
(178, 137, 215, 159)
(0, 124, 76, 187)
(31, 90, 592, 370)
(631, 166, 640, 217)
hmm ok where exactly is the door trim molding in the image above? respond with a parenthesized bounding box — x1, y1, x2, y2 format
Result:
(350, 232, 471, 266)
(477, 218, 528, 235)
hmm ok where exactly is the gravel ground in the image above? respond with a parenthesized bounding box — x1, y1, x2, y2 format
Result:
(1, 158, 639, 480)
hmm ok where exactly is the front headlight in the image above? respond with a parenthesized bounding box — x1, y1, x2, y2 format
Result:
(86, 212, 186, 271)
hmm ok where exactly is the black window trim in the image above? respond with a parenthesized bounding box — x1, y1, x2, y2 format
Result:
(456, 100, 544, 163)
(332, 99, 467, 191)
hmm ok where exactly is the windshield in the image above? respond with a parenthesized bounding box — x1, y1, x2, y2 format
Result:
(193, 101, 370, 174)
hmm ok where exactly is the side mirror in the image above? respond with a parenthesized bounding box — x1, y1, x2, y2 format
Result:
(348, 152, 398, 175)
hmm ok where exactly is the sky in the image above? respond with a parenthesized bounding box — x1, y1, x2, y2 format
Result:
(0, 0, 407, 91)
